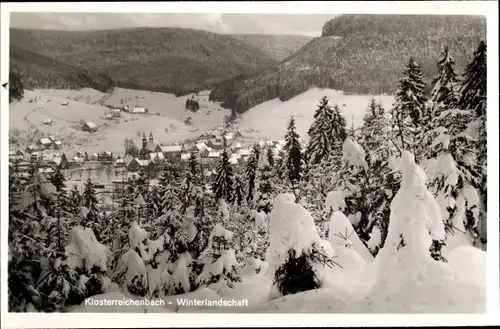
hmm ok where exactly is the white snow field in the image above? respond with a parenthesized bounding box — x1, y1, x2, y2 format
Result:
(71, 151, 485, 314)
(9, 88, 230, 156)
(237, 88, 395, 141)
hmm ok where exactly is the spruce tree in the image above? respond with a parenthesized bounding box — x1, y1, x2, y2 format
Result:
(423, 41, 487, 248)
(212, 148, 235, 203)
(283, 116, 302, 189)
(359, 100, 393, 250)
(391, 57, 429, 161)
(245, 144, 260, 205)
(266, 147, 275, 168)
(9, 70, 24, 103)
(459, 41, 487, 219)
(187, 152, 201, 186)
(330, 104, 348, 158)
(431, 46, 460, 114)
(305, 96, 334, 165)
(256, 156, 274, 215)
(233, 174, 246, 208)
(82, 178, 99, 226)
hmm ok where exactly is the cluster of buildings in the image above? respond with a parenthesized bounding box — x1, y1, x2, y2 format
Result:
(8, 122, 292, 194)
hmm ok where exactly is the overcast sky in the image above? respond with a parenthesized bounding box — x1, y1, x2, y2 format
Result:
(10, 13, 337, 36)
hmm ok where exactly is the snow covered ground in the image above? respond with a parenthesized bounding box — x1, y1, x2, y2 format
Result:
(9, 88, 229, 156)
(236, 88, 395, 141)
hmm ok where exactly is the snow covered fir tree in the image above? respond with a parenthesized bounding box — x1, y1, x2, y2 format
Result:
(7, 38, 489, 314)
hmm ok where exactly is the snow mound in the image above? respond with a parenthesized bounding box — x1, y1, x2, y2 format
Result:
(115, 249, 147, 291)
(251, 210, 267, 230)
(219, 199, 230, 220)
(342, 137, 368, 170)
(367, 225, 382, 252)
(196, 250, 240, 289)
(325, 191, 346, 212)
(65, 226, 110, 272)
(210, 223, 234, 241)
(328, 211, 373, 263)
(269, 193, 323, 272)
(168, 251, 194, 293)
(129, 221, 149, 250)
(356, 151, 482, 313)
(446, 246, 486, 286)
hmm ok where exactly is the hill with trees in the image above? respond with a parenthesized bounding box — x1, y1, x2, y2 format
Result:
(209, 14, 486, 114)
(10, 27, 277, 96)
(230, 34, 313, 61)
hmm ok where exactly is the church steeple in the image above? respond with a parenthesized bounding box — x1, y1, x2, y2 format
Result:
(149, 132, 154, 143)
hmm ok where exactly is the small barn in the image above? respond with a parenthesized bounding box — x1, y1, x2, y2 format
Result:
(82, 122, 98, 133)
(38, 137, 53, 149)
(132, 106, 147, 114)
(42, 118, 53, 125)
(53, 140, 63, 150)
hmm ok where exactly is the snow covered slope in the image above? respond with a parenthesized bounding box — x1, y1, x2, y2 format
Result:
(236, 88, 394, 141)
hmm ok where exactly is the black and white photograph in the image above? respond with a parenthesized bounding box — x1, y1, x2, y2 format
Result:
(1, 1, 499, 327)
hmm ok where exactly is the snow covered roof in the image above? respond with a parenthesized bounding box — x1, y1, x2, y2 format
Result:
(238, 149, 251, 156)
(149, 152, 164, 160)
(225, 132, 233, 140)
(229, 158, 238, 165)
(85, 122, 97, 129)
(116, 159, 125, 164)
(39, 137, 52, 145)
(43, 119, 53, 124)
(51, 157, 62, 165)
(181, 153, 191, 161)
(161, 145, 183, 153)
(137, 159, 152, 166)
(208, 151, 220, 158)
(232, 142, 242, 149)
(196, 142, 207, 151)
(39, 167, 55, 174)
(54, 140, 62, 145)
(132, 106, 146, 113)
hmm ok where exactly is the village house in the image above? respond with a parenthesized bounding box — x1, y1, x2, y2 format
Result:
(38, 167, 55, 177)
(38, 137, 53, 149)
(112, 109, 121, 117)
(234, 131, 243, 138)
(127, 158, 156, 176)
(231, 142, 243, 152)
(123, 153, 134, 165)
(161, 145, 184, 161)
(149, 152, 164, 162)
(82, 121, 98, 133)
(131, 106, 147, 114)
(199, 148, 210, 158)
(115, 159, 126, 167)
(9, 149, 24, 161)
(180, 153, 191, 162)
(105, 114, 114, 120)
(98, 151, 113, 164)
(52, 140, 62, 150)
(42, 118, 53, 125)
(61, 100, 69, 106)
(25, 145, 37, 153)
